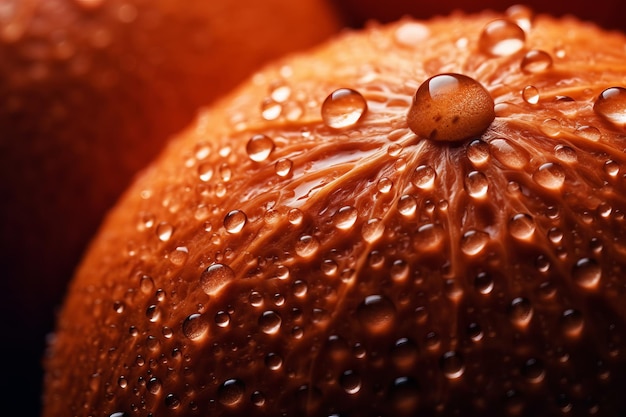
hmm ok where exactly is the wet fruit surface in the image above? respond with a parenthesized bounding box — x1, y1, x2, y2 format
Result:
(44, 9, 626, 417)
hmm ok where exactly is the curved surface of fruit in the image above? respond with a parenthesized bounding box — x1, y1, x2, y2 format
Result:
(44, 10, 626, 416)
(0, 0, 339, 414)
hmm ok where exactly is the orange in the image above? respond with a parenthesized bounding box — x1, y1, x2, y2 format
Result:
(0, 0, 340, 415)
(44, 8, 626, 417)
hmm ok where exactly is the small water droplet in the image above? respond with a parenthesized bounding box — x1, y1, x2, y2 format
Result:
(215, 311, 231, 328)
(522, 85, 539, 104)
(509, 297, 533, 327)
(182, 314, 209, 340)
(251, 391, 266, 407)
(604, 160, 620, 177)
(321, 88, 367, 129)
(165, 393, 180, 409)
(218, 379, 245, 406)
(377, 177, 393, 193)
(339, 370, 362, 394)
(461, 230, 489, 256)
(521, 50, 552, 73)
(261, 99, 282, 120)
(169, 246, 189, 266)
(288, 208, 303, 225)
(198, 162, 214, 182)
(509, 213, 535, 240)
(467, 139, 490, 165)
(270, 82, 291, 102)
(394, 21, 430, 47)
(440, 351, 465, 379)
(146, 304, 161, 322)
(464, 171, 489, 198)
(522, 358, 545, 383)
(392, 338, 418, 368)
(414, 223, 444, 251)
(561, 308, 584, 337)
(412, 165, 436, 189)
(390, 377, 420, 413)
(541, 118, 562, 137)
(292, 279, 308, 297)
(594, 87, 626, 128)
(275, 158, 293, 177)
(407, 73, 495, 142)
(474, 272, 494, 294)
(467, 322, 484, 342)
(505, 4, 533, 32)
(357, 295, 396, 334)
(224, 210, 247, 234)
(147, 377, 162, 394)
(295, 235, 320, 257)
(398, 194, 417, 216)
(249, 291, 263, 307)
(361, 218, 385, 243)
(490, 138, 528, 169)
(259, 310, 282, 334)
(391, 259, 409, 281)
(554, 144, 577, 163)
(575, 125, 602, 142)
(533, 162, 565, 190)
(573, 258, 601, 289)
(265, 352, 283, 370)
(156, 222, 174, 242)
(200, 263, 235, 295)
(479, 19, 525, 56)
(334, 206, 358, 230)
(246, 134, 275, 162)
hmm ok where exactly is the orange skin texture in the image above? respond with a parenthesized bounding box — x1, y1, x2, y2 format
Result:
(44, 11, 626, 416)
(0, 0, 340, 415)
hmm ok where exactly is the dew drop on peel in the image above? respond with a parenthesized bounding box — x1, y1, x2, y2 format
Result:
(594, 87, 626, 128)
(407, 73, 495, 142)
(321, 88, 367, 129)
(246, 134, 275, 162)
(478, 19, 526, 56)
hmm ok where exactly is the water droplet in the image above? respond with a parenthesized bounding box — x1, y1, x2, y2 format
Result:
(522, 85, 539, 104)
(321, 88, 367, 129)
(357, 295, 396, 334)
(407, 73, 495, 142)
(249, 291, 263, 307)
(505, 4, 533, 32)
(561, 308, 584, 337)
(414, 223, 444, 251)
(490, 138, 528, 169)
(392, 338, 418, 368)
(147, 377, 162, 394)
(412, 165, 436, 189)
(146, 305, 161, 322)
(509, 297, 533, 327)
(169, 246, 189, 266)
(182, 314, 209, 340)
(246, 134, 275, 162)
(533, 162, 565, 190)
(478, 19, 525, 56)
(521, 50, 552, 73)
(292, 279, 308, 297)
(394, 22, 430, 47)
(474, 272, 494, 294)
(261, 99, 282, 120)
(219, 163, 232, 181)
(224, 210, 247, 234)
(156, 222, 174, 242)
(198, 162, 214, 182)
(541, 118, 562, 137)
(251, 391, 266, 407)
(554, 144, 577, 163)
(460, 230, 489, 256)
(215, 311, 231, 328)
(265, 352, 283, 370)
(467, 139, 490, 165)
(464, 171, 489, 198)
(295, 235, 320, 257)
(218, 379, 245, 406)
(575, 125, 602, 142)
(509, 213, 535, 240)
(270, 82, 291, 102)
(287, 208, 303, 225)
(467, 322, 484, 342)
(398, 194, 417, 216)
(391, 259, 409, 281)
(338, 370, 362, 394)
(361, 218, 385, 243)
(604, 160, 620, 177)
(200, 263, 235, 296)
(594, 87, 626, 128)
(165, 393, 180, 409)
(377, 177, 393, 193)
(390, 376, 420, 413)
(573, 258, 601, 289)
(440, 351, 465, 379)
(522, 358, 545, 383)
(333, 206, 358, 230)
(259, 310, 282, 334)
(275, 158, 293, 177)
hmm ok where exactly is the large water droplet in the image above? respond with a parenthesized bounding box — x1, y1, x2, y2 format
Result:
(295, 235, 320, 257)
(521, 50, 552, 73)
(182, 314, 209, 340)
(464, 171, 489, 198)
(440, 351, 465, 379)
(246, 134, 275, 162)
(573, 258, 601, 289)
(333, 206, 358, 230)
(407, 73, 495, 142)
(509, 213, 536, 240)
(321, 88, 367, 129)
(200, 263, 235, 296)
(357, 295, 396, 334)
(218, 379, 245, 406)
(460, 230, 489, 256)
(533, 162, 565, 190)
(224, 210, 247, 234)
(259, 310, 282, 334)
(478, 19, 525, 56)
(594, 87, 626, 128)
